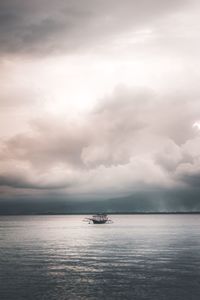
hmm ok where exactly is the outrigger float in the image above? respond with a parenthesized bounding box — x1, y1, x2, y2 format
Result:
(83, 214, 113, 224)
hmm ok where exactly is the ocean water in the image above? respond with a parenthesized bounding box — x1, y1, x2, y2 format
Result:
(0, 215, 200, 300)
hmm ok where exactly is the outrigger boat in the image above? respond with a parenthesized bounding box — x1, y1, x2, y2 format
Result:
(83, 214, 113, 224)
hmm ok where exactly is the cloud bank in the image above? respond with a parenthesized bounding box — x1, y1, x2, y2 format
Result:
(0, 0, 188, 55)
(1, 86, 200, 209)
(0, 0, 200, 212)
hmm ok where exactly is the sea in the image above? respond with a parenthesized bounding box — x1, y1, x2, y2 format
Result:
(0, 214, 200, 300)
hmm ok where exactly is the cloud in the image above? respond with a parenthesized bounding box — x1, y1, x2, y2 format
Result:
(174, 138, 200, 188)
(1, 85, 200, 204)
(0, 0, 189, 55)
(0, 1, 200, 213)
(0, 159, 77, 191)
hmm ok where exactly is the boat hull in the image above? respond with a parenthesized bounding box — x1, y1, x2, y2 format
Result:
(92, 220, 107, 224)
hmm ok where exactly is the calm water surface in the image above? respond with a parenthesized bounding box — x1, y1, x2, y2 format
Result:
(0, 214, 200, 300)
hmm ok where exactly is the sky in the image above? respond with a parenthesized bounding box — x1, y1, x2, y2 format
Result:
(1, 0, 200, 213)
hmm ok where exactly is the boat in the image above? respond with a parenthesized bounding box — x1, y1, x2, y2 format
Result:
(83, 213, 113, 224)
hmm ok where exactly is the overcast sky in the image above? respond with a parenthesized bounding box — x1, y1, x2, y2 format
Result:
(1, 0, 200, 212)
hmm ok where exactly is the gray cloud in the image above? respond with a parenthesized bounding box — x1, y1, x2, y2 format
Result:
(1, 85, 200, 204)
(1, 1, 200, 214)
(180, 173, 200, 188)
(3, 124, 88, 168)
(0, 173, 67, 190)
(0, 0, 189, 55)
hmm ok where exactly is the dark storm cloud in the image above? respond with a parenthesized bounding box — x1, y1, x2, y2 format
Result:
(0, 173, 68, 190)
(180, 173, 200, 187)
(0, 0, 188, 55)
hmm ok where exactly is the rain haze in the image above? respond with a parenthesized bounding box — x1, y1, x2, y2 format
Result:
(1, 0, 200, 213)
